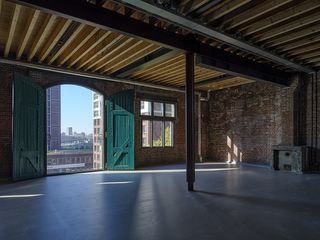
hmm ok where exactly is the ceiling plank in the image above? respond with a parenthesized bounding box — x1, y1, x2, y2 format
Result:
(48, 23, 85, 64)
(85, 37, 134, 71)
(253, 11, 320, 43)
(28, 14, 57, 61)
(4, 4, 21, 57)
(99, 40, 145, 73)
(264, 22, 320, 48)
(0, 0, 3, 17)
(38, 18, 72, 63)
(106, 44, 160, 74)
(113, 48, 178, 78)
(16, 9, 40, 59)
(202, 0, 251, 23)
(242, 1, 320, 36)
(225, 0, 293, 30)
(76, 33, 124, 70)
(10, 0, 312, 78)
(67, 30, 112, 67)
(57, 26, 99, 66)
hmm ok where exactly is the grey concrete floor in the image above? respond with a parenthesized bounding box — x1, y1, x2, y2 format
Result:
(0, 163, 320, 240)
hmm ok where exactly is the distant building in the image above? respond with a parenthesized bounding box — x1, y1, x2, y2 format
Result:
(47, 150, 93, 174)
(66, 127, 73, 136)
(47, 86, 61, 151)
(93, 92, 104, 169)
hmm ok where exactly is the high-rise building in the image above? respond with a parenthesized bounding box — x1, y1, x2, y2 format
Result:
(66, 127, 73, 136)
(93, 92, 104, 169)
(47, 86, 61, 151)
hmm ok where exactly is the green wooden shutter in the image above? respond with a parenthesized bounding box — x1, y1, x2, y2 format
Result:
(106, 90, 134, 170)
(13, 73, 45, 181)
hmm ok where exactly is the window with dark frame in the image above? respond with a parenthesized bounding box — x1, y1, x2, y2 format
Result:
(140, 100, 175, 148)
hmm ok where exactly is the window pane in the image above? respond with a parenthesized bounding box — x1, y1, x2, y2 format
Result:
(153, 102, 164, 116)
(142, 120, 152, 147)
(165, 121, 174, 146)
(152, 121, 163, 147)
(141, 101, 152, 115)
(165, 103, 175, 117)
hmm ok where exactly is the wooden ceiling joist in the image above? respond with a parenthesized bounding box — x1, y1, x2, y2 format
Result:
(48, 23, 85, 64)
(88, 37, 135, 72)
(16, 9, 40, 59)
(38, 18, 72, 63)
(27, 14, 56, 61)
(253, 12, 320, 43)
(67, 30, 112, 68)
(241, 1, 320, 36)
(76, 33, 124, 70)
(224, 0, 293, 30)
(57, 26, 99, 66)
(4, 4, 21, 57)
(103, 43, 160, 74)
(202, 0, 251, 23)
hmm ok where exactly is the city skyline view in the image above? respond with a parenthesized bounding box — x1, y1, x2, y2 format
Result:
(61, 85, 94, 134)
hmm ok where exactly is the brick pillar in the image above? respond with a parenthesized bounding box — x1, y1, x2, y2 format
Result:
(0, 64, 14, 179)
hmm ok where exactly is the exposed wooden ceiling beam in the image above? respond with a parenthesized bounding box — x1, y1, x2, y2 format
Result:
(202, 0, 251, 23)
(188, 0, 222, 18)
(181, 0, 209, 15)
(16, 9, 40, 59)
(67, 30, 112, 67)
(90, 37, 136, 72)
(99, 40, 144, 73)
(113, 48, 178, 78)
(10, 0, 313, 79)
(278, 35, 320, 53)
(224, 0, 293, 30)
(76, 33, 124, 70)
(105, 44, 160, 74)
(38, 18, 72, 63)
(57, 27, 99, 66)
(28, 14, 57, 61)
(48, 23, 85, 64)
(253, 12, 320, 43)
(4, 4, 21, 57)
(0, 0, 3, 17)
(242, 1, 320, 36)
(264, 22, 320, 48)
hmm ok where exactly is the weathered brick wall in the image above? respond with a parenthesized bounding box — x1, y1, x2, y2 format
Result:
(306, 72, 320, 170)
(205, 81, 297, 165)
(134, 87, 186, 167)
(0, 64, 14, 179)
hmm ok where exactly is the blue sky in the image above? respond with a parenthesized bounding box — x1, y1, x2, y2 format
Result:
(61, 85, 94, 134)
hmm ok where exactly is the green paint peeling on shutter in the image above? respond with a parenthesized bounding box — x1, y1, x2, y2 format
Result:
(13, 73, 45, 181)
(106, 90, 134, 170)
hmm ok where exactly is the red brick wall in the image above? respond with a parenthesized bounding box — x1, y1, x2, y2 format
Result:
(0, 64, 14, 179)
(134, 87, 186, 167)
(205, 81, 297, 165)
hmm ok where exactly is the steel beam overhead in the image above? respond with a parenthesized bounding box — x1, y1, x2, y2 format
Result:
(0, 58, 185, 93)
(195, 74, 234, 87)
(118, 0, 313, 74)
(9, 0, 302, 85)
(185, 52, 195, 191)
(196, 54, 293, 87)
(112, 48, 178, 78)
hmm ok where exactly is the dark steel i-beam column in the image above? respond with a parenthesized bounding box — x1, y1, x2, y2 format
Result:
(185, 52, 195, 191)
